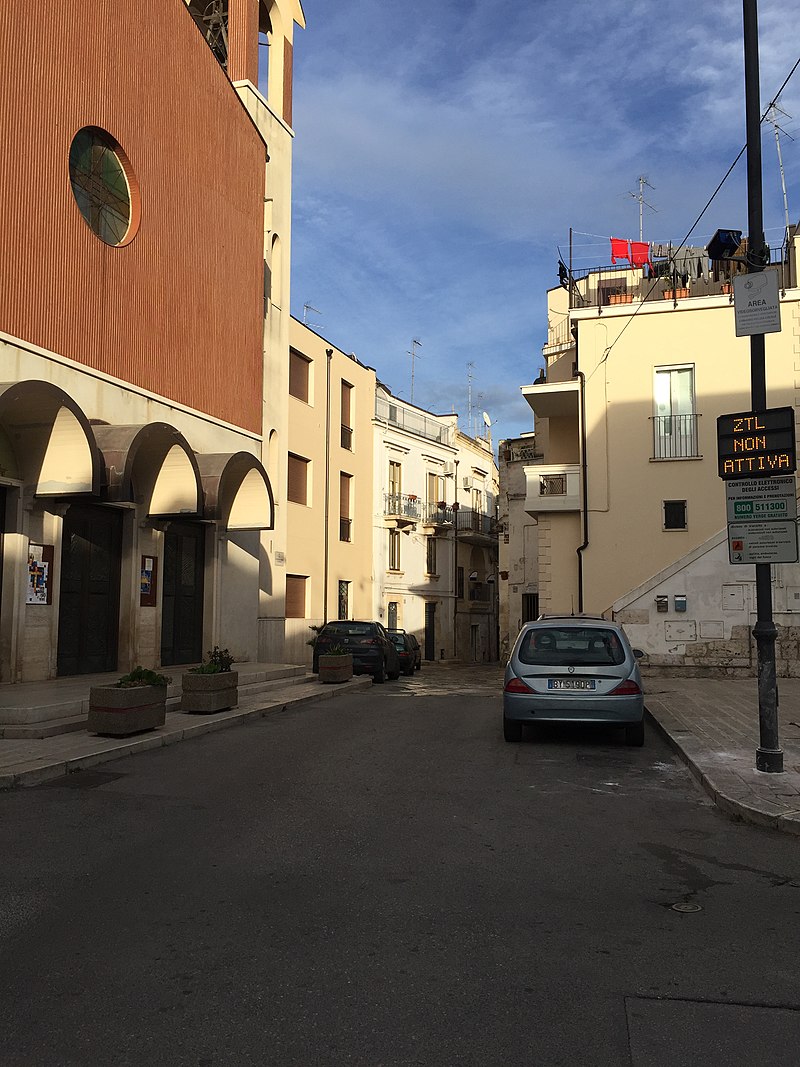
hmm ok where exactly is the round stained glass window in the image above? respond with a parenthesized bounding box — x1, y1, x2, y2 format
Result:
(68, 127, 139, 246)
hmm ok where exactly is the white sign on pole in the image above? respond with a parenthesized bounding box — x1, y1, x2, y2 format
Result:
(728, 520, 798, 564)
(725, 475, 797, 523)
(733, 270, 781, 336)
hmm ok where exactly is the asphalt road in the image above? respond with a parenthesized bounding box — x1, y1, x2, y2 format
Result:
(2, 666, 800, 1066)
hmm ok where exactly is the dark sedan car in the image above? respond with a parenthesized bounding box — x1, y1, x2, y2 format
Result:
(388, 631, 417, 676)
(312, 621, 400, 683)
(388, 629, 421, 671)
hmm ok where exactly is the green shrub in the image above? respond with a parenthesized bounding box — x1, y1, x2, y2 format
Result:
(116, 665, 171, 688)
(190, 646, 235, 674)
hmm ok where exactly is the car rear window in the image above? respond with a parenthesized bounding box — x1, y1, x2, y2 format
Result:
(517, 627, 626, 667)
(389, 634, 405, 648)
(321, 623, 375, 637)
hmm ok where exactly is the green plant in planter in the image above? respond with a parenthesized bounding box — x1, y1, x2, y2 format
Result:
(116, 665, 171, 688)
(307, 624, 323, 648)
(190, 646, 235, 674)
(323, 643, 350, 657)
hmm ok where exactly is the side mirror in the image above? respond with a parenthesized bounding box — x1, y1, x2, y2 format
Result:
(633, 648, 646, 659)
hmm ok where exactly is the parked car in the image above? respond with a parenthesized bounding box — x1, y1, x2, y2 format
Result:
(503, 616, 645, 745)
(312, 621, 401, 683)
(388, 631, 417, 675)
(388, 629, 421, 671)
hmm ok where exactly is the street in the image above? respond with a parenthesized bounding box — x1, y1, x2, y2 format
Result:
(2, 665, 800, 1066)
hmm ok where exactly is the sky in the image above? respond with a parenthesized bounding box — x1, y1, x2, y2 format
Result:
(288, 1, 800, 448)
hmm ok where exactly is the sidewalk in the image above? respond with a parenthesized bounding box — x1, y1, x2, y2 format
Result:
(645, 675, 800, 836)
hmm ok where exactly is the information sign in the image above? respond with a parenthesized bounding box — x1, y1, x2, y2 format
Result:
(725, 476, 797, 523)
(717, 406, 796, 478)
(733, 270, 781, 336)
(728, 520, 799, 564)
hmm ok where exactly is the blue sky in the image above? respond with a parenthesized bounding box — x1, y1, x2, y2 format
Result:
(289, 1, 800, 446)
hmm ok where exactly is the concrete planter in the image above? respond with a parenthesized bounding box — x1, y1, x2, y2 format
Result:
(318, 654, 353, 684)
(180, 671, 239, 713)
(87, 684, 167, 736)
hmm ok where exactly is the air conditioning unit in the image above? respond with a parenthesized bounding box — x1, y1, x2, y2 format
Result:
(442, 462, 455, 476)
(462, 476, 472, 490)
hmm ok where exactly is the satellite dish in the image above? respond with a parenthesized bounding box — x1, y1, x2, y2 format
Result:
(482, 411, 491, 427)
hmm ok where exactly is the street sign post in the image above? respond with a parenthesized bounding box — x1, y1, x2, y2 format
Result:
(725, 475, 797, 523)
(728, 520, 798, 564)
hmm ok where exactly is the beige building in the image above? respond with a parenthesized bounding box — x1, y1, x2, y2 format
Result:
(517, 232, 800, 674)
(284, 319, 377, 664)
(373, 386, 500, 662)
(498, 433, 542, 659)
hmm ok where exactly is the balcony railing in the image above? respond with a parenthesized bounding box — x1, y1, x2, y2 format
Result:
(375, 397, 453, 445)
(540, 473, 567, 496)
(384, 493, 422, 521)
(422, 502, 455, 524)
(652, 414, 700, 459)
(454, 509, 495, 536)
(339, 517, 352, 542)
(341, 424, 353, 450)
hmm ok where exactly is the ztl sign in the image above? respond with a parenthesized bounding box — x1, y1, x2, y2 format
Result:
(717, 406, 796, 479)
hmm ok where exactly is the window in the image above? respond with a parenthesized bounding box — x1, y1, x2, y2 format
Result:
(426, 536, 437, 575)
(653, 366, 698, 459)
(389, 461, 402, 497)
(387, 602, 398, 629)
(664, 500, 687, 530)
(69, 127, 139, 246)
(389, 529, 401, 571)
(427, 472, 445, 504)
(289, 350, 311, 402)
(341, 381, 353, 449)
(285, 575, 307, 618)
(521, 593, 539, 623)
(338, 580, 350, 620)
(339, 473, 352, 542)
(457, 566, 464, 599)
(287, 453, 309, 505)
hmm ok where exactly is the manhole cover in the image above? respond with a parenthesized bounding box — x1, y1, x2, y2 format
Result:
(671, 902, 703, 913)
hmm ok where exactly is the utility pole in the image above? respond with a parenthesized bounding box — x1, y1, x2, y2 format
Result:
(765, 103, 793, 241)
(627, 176, 656, 242)
(408, 338, 422, 403)
(743, 0, 782, 773)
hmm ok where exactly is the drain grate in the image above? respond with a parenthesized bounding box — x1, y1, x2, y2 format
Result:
(671, 901, 703, 913)
(43, 769, 126, 789)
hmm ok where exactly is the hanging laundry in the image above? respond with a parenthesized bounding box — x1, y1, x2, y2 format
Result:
(629, 241, 653, 270)
(610, 237, 629, 264)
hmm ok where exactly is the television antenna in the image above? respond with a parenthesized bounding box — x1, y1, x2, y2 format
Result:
(407, 338, 422, 403)
(302, 302, 322, 327)
(627, 175, 657, 242)
(765, 103, 794, 240)
(467, 362, 476, 435)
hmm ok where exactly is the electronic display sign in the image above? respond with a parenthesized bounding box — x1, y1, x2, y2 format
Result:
(717, 406, 796, 478)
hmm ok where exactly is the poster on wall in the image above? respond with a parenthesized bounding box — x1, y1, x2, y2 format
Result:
(140, 555, 158, 607)
(27, 544, 54, 605)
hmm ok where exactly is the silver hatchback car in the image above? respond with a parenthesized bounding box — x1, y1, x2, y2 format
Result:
(503, 616, 645, 746)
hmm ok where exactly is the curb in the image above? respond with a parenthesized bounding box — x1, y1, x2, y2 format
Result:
(645, 706, 800, 837)
(0, 675, 373, 790)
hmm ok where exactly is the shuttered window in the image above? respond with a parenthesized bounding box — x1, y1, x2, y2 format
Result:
(289, 350, 310, 402)
(339, 472, 352, 542)
(285, 575, 307, 618)
(287, 453, 309, 505)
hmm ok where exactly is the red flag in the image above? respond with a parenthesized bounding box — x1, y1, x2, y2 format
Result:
(629, 241, 652, 269)
(610, 238, 629, 264)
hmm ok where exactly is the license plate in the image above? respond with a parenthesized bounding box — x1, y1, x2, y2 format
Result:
(548, 678, 597, 691)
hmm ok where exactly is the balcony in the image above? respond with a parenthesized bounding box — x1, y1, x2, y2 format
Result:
(652, 414, 701, 460)
(421, 501, 455, 527)
(454, 508, 497, 545)
(375, 396, 453, 445)
(384, 492, 421, 527)
(524, 464, 581, 514)
(522, 378, 580, 421)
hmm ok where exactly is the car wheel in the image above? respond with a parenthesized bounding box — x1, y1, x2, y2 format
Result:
(625, 720, 645, 747)
(373, 659, 385, 684)
(503, 717, 523, 742)
(388, 667, 401, 680)
(404, 663, 414, 676)
(414, 660, 421, 671)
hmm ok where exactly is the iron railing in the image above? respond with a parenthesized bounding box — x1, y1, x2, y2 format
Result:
(339, 517, 352, 542)
(375, 397, 454, 445)
(652, 414, 700, 459)
(384, 493, 422, 520)
(341, 424, 353, 450)
(540, 473, 568, 496)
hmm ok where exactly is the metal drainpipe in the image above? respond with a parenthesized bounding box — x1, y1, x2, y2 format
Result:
(575, 368, 588, 613)
(324, 348, 333, 624)
(453, 457, 459, 658)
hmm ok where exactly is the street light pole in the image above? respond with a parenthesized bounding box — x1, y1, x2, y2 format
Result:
(743, 0, 783, 772)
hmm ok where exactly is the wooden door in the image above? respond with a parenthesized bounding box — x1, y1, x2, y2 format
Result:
(57, 505, 122, 675)
(161, 524, 205, 666)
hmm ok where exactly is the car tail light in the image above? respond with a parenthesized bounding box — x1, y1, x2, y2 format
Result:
(504, 676, 533, 694)
(609, 679, 641, 696)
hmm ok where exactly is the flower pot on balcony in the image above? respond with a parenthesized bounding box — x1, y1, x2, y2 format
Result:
(318, 653, 353, 684)
(609, 293, 633, 304)
(88, 683, 167, 736)
(663, 288, 690, 300)
(181, 670, 239, 713)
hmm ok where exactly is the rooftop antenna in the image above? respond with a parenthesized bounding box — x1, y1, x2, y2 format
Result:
(407, 338, 422, 403)
(467, 362, 475, 436)
(627, 175, 657, 242)
(302, 302, 321, 327)
(765, 103, 794, 241)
